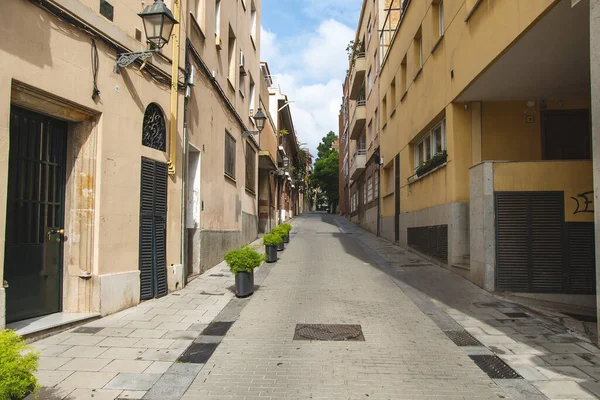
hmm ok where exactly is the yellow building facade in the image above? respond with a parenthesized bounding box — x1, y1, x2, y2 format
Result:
(376, 0, 594, 304)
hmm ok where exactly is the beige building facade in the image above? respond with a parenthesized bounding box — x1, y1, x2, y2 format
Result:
(0, 0, 185, 328)
(343, 0, 596, 309)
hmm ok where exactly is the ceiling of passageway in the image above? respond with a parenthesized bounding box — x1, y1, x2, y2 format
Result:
(456, 0, 590, 102)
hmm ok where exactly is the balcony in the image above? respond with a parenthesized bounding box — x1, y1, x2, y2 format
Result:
(349, 53, 366, 100)
(350, 148, 367, 179)
(349, 101, 367, 140)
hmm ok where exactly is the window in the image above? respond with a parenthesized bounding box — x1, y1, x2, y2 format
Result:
(225, 131, 236, 179)
(438, 1, 445, 36)
(400, 56, 408, 95)
(245, 142, 256, 192)
(368, 120, 373, 145)
(374, 172, 379, 197)
(414, 119, 446, 170)
(367, 18, 372, 43)
(142, 103, 167, 152)
(239, 50, 246, 97)
(414, 28, 423, 72)
(386, 166, 394, 194)
(374, 50, 379, 76)
(390, 78, 396, 110)
(375, 108, 379, 137)
(228, 28, 236, 85)
(367, 69, 373, 94)
(363, 182, 367, 205)
(249, 75, 256, 114)
(382, 95, 387, 125)
(191, 0, 204, 29)
(215, 0, 221, 36)
(250, 1, 257, 42)
(367, 175, 373, 202)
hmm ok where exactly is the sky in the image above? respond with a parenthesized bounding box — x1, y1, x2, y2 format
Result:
(260, 0, 362, 160)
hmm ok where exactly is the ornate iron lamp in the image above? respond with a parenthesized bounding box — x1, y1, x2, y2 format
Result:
(115, 0, 178, 72)
(242, 108, 268, 137)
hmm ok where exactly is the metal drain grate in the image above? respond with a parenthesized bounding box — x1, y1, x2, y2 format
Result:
(445, 330, 483, 347)
(469, 355, 523, 379)
(293, 324, 365, 341)
(72, 327, 103, 334)
(503, 312, 529, 319)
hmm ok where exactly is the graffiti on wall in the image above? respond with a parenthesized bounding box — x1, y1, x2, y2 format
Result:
(571, 191, 594, 214)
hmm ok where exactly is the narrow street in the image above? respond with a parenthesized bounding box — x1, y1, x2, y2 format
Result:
(27, 213, 600, 400)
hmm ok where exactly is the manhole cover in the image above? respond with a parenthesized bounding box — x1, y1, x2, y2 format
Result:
(469, 355, 522, 379)
(293, 324, 365, 341)
(202, 321, 234, 336)
(445, 330, 483, 347)
(503, 312, 530, 318)
(72, 326, 103, 334)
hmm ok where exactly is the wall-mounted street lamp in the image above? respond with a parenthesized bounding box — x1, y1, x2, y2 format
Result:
(242, 108, 267, 137)
(115, 0, 178, 72)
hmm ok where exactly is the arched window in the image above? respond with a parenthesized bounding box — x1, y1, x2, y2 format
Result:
(142, 103, 166, 151)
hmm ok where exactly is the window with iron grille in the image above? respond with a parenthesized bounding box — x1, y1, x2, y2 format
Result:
(245, 142, 256, 192)
(224, 131, 236, 179)
(367, 175, 373, 202)
(142, 103, 167, 152)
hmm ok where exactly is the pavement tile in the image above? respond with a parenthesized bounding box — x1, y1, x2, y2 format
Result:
(58, 372, 118, 389)
(104, 373, 162, 391)
(128, 329, 168, 339)
(542, 343, 591, 354)
(149, 315, 186, 323)
(541, 354, 594, 367)
(132, 338, 174, 349)
(38, 356, 73, 370)
(143, 361, 173, 374)
(533, 380, 597, 399)
(138, 348, 184, 362)
(143, 372, 197, 400)
(62, 336, 107, 346)
(24, 386, 74, 400)
(169, 339, 193, 350)
(97, 347, 147, 360)
(97, 328, 136, 337)
(100, 360, 153, 373)
(535, 366, 593, 382)
(37, 370, 75, 386)
(123, 321, 163, 329)
(36, 344, 73, 357)
(97, 337, 141, 348)
(61, 346, 108, 359)
(161, 330, 201, 340)
(156, 322, 193, 331)
(116, 390, 147, 399)
(63, 389, 123, 400)
(59, 358, 112, 372)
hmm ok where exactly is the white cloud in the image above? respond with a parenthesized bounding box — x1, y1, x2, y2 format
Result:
(261, 19, 354, 158)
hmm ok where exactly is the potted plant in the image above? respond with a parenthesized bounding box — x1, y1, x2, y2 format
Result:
(280, 223, 292, 243)
(416, 150, 447, 177)
(0, 329, 39, 400)
(263, 233, 282, 263)
(224, 246, 265, 298)
(272, 227, 287, 251)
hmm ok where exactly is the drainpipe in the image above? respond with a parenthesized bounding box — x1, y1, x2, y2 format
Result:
(167, 0, 181, 176)
(180, 42, 191, 284)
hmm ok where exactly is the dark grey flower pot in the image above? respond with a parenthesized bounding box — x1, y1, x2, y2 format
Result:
(283, 234, 290, 243)
(265, 245, 278, 263)
(235, 270, 254, 298)
(277, 241, 285, 251)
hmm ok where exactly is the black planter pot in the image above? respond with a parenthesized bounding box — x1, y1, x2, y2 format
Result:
(277, 241, 285, 251)
(283, 234, 290, 243)
(265, 245, 278, 263)
(235, 270, 254, 298)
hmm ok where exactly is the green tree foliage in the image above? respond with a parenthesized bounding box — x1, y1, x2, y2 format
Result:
(0, 330, 39, 400)
(316, 131, 338, 159)
(311, 149, 340, 211)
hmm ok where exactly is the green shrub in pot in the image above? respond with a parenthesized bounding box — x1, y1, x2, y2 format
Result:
(263, 233, 283, 246)
(0, 329, 39, 400)
(224, 246, 266, 275)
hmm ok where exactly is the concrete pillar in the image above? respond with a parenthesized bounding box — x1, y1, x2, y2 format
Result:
(590, 0, 600, 345)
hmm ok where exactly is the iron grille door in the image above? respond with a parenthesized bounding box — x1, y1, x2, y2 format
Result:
(139, 158, 168, 300)
(5, 106, 67, 322)
(496, 192, 564, 293)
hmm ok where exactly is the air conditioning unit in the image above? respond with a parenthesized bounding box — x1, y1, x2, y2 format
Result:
(215, 35, 222, 49)
(239, 51, 247, 76)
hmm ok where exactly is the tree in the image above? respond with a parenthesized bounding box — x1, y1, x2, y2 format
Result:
(317, 131, 338, 159)
(311, 132, 339, 213)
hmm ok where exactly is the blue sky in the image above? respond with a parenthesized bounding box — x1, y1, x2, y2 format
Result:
(260, 0, 362, 157)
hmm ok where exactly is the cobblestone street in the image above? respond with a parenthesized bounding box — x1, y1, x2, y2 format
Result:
(28, 213, 600, 399)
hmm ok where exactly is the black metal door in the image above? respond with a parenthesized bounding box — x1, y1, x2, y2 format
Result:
(394, 155, 400, 242)
(494, 191, 594, 294)
(139, 158, 168, 300)
(4, 106, 67, 323)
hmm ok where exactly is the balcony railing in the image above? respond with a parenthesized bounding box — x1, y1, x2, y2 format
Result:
(350, 102, 367, 140)
(349, 53, 367, 100)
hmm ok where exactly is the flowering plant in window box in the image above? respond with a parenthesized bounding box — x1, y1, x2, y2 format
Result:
(416, 150, 447, 177)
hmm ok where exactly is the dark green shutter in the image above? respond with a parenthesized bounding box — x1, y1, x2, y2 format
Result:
(139, 158, 168, 300)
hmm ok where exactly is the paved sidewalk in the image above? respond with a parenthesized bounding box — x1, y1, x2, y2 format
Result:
(27, 252, 244, 399)
(335, 216, 600, 400)
(182, 214, 505, 400)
